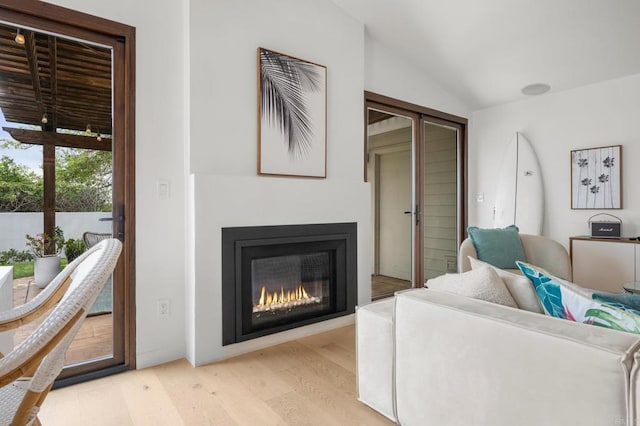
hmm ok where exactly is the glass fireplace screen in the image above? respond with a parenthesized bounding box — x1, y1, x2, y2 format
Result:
(250, 252, 333, 330)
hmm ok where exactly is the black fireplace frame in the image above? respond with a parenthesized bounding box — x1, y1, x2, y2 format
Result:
(222, 223, 357, 345)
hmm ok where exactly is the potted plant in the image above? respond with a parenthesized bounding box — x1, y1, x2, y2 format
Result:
(25, 227, 65, 288)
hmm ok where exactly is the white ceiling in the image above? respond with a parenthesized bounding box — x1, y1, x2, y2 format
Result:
(332, 0, 640, 110)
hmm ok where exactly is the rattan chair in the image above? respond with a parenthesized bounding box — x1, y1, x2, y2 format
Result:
(0, 238, 122, 425)
(82, 231, 112, 249)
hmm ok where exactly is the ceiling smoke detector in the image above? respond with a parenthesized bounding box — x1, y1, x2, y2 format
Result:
(521, 83, 551, 96)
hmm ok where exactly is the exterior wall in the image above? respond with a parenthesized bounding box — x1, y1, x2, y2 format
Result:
(0, 212, 110, 254)
(423, 124, 458, 279)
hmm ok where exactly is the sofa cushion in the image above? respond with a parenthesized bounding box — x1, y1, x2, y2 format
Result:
(469, 257, 542, 313)
(517, 261, 640, 334)
(467, 225, 526, 269)
(425, 267, 517, 308)
(356, 299, 396, 422)
(393, 289, 640, 426)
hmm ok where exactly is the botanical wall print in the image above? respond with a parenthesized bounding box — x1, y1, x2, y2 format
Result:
(258, 47, 327, 178)
(571, 145, 622, 209)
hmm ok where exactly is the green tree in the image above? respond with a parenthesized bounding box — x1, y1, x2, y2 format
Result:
(55, 148, 112, 212)
(0, 139, 112, 212)
(0, 155, 42, 212)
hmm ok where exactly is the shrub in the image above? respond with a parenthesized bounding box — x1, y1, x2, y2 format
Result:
(0, 248, 34, 264)
(64, 238, 86, 262)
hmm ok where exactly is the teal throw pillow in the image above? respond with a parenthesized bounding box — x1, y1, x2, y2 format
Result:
(592, 291, 640, 314)
(517, 261, 640, 334)
(467, 225, 526, 269)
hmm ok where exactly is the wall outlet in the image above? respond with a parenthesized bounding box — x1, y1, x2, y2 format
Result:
(158, 299, 170, 318)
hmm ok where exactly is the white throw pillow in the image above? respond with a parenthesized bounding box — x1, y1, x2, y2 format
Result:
(425, 266, 517, 308)
(469, 257, 542, 314)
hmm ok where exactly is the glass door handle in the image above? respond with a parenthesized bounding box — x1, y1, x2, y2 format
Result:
(404, 208, 421, 224)
(99, 205, 125, 241)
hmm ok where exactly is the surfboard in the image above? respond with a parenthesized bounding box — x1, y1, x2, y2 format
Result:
(493, 132, 544, 235)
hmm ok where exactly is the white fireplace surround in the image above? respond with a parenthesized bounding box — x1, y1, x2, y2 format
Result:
(187, 174, 370, 366)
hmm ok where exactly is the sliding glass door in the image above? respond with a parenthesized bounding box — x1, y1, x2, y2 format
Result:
(421, 120, 461, 281)
(367, 107, 416, 298)
(366, 93, 467, 298)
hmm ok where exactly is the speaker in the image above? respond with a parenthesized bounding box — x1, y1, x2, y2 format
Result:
(589, 214, 622, 238)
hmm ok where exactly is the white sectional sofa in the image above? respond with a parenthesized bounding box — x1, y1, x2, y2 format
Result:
(357, 288, 640, 425)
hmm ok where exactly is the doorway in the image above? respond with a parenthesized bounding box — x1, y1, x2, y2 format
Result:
(0, 3, 136, 384)
(368, 110, 414, 298)
(366, 92, 467, 298)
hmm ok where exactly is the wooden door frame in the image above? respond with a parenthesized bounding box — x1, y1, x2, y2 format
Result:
(0, 0, 136, 380)
(365, 91, 468, 287)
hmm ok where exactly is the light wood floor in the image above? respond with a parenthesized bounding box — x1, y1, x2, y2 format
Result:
(39, 325, 392, 425)
(12, 276, 113, 364)
(371, 274, 411, 298)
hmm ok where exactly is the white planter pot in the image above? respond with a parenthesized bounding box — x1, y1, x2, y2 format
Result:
(34, 255, 61, 289)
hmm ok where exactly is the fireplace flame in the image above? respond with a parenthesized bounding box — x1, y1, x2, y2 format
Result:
(254, 284, 320, 313)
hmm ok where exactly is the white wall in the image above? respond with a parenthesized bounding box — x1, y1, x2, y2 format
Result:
(44, 0, 187, 368)
(470, 73, 640, 250)
(39, 0, 474, 370)
(364, 34, 471, 119)
(0, 212, 110, 253)
(191, 175, 369, 364)
(187, 0, 367, 365)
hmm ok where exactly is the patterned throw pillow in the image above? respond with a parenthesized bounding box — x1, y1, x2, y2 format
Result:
(516, 261, 640, 334)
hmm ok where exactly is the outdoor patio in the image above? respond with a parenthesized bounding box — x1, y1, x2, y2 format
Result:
(12, 275, 112, 364)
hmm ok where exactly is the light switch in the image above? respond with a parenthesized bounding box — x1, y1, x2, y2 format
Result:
(157, 180, 170, 200)
(476, 192, 484, 203)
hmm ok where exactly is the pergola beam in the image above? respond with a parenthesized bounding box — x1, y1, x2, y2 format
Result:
(3, 127, 112, 151)
(48, 36, 58, 130)
(23, 30, 44, 119)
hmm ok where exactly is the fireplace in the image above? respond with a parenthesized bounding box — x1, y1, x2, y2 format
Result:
(222, 223, 357, 345)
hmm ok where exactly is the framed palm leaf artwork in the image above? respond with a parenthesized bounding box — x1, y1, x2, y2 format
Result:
(258, 47, 327, 178)
(571, 145, 622, 209)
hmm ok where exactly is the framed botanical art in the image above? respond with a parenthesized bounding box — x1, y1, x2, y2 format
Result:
(257, 47, 327, 178)
(571, 145, 622, 209)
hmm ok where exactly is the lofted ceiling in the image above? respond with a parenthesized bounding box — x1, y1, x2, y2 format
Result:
(332, 0, 640, 110)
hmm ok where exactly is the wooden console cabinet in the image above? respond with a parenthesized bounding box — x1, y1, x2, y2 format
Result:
(570, 237, 639, 293)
